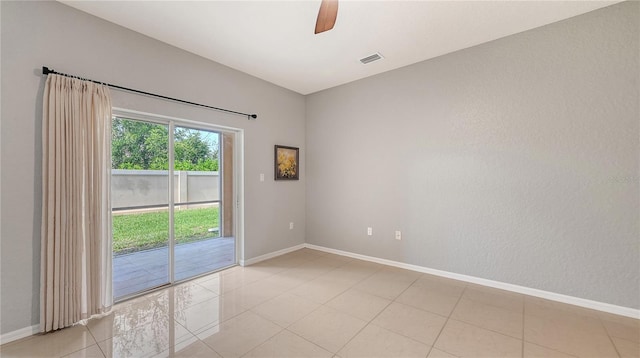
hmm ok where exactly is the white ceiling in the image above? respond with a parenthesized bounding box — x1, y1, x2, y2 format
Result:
(60, 1, 621, 95)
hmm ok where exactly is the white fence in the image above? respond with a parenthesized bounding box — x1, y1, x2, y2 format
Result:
(111, 169, 219, 209)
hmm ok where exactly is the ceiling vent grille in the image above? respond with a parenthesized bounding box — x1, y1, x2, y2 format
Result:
(359, 52, 384, 64)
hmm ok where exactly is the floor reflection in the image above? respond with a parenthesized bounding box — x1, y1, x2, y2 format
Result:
(91, 279, 222, 357)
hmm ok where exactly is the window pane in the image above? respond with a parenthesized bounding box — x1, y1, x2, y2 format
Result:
(112, 117, 170, 299)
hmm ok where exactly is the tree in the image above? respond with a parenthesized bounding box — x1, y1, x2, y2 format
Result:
(112, 118, 219, 171)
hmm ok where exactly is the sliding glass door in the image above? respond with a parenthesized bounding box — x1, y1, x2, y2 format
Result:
(111, 118, 171, 298)
(111, 115, 236, 300)
(173, 126, 234, 280)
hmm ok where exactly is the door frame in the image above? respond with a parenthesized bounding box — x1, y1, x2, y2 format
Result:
(112, 108, 244, 293)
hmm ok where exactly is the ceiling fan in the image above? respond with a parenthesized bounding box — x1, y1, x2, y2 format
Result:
(315, 0, 338, 34)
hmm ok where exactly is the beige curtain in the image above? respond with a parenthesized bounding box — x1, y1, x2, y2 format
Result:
(40, 74, 113, 333)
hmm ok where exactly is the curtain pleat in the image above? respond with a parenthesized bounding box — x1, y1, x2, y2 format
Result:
(40, 74, 113, 333)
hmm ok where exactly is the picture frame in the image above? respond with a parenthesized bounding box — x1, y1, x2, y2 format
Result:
(274, 145, 299, 180)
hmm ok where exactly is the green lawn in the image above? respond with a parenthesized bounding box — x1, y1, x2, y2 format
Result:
(113, 207, 219, 255)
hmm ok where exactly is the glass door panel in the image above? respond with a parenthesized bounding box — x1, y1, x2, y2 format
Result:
(111, 117, 170, 299)
(173, 126, 234, 280)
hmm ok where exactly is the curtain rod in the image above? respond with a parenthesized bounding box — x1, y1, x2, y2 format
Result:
(42, 66, 257, 120)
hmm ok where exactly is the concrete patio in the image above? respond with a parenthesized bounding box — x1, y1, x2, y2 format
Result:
(113, 236, 235, 299)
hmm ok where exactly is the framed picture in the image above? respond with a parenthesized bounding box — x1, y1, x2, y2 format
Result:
(274, 145, 299, 180)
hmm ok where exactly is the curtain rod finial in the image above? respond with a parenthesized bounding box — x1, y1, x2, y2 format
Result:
(249, 114, 258, 120)
(42, 66, 53, 75)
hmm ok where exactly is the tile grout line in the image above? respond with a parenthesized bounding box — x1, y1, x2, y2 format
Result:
(284, 327, 339, 357)
(599, 315, 624, 358)
(198, 333, 227, 358)
(444, 310, 526, 342)
(242, 255, 355, 357)
(55, 325, 103, 358)
(327, 300, 390, 355)
(282, 257, 380, 306)
(415, 288, 533, 349)
(328, 274, 421, 356)
(521, 292, 525, 358)
(198, 310, 283, 358)
(82, 325, 101, 357)
(270, 262, 381, 355)
(242, 322, 285, 358)
(425, 284, 468, 358)
(521, 299, 620, 357)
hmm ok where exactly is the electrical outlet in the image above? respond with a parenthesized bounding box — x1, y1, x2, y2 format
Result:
(289, 222, 294, 230)
(259, 173, 265, 182)
(367, 227, 373, 236)
(395, 230, 402, 240)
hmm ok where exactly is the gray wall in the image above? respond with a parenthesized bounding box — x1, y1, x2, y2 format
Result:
(0, 1, 305, 334)
(306, 1, 639, 309)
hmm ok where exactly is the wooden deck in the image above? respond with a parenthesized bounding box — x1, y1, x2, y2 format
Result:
(113, 237, 235, 299)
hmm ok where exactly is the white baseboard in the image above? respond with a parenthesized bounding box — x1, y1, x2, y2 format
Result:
(304, 243, 640, 319)
(240, 243, 306, 266)
(0, 324, 39, 345)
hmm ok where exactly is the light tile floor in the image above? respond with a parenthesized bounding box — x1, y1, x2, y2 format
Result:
(2, 248, 638, 357)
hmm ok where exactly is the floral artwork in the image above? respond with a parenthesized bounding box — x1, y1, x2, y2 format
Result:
(274, 145, 299, 180)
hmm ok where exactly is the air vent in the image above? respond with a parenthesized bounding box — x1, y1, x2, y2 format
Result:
(359, 52, 384, 64)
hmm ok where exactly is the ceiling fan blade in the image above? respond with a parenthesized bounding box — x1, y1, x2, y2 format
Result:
(315, 0, 338, 34)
